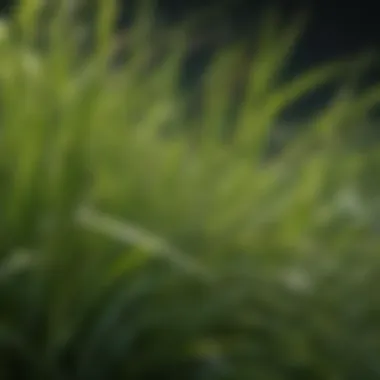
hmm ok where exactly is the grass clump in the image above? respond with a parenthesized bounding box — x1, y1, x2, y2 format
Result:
(1, 0, 380, 379)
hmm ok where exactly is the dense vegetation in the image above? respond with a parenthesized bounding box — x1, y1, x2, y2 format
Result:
(1, 1, 380, 379)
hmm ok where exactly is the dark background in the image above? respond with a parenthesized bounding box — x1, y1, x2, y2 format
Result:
(114, 0, 380, 66)
(1, 0, 380, 120)
(1, 0, 379, 67)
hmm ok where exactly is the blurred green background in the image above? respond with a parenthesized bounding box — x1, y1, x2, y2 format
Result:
(0, 1, 380, 379)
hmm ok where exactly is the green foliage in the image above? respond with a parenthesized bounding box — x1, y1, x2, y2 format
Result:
(1, 0, 380, 379)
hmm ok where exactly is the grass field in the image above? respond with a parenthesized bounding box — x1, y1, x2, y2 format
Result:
(1, 1, 380, 379)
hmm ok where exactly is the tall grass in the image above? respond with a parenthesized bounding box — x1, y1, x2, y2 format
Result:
(1, 0, 380, 379)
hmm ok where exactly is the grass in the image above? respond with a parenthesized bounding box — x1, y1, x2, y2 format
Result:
(1, 0, 380, 379)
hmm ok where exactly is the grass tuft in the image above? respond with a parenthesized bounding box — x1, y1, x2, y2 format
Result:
(1, 1, 380, 379)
